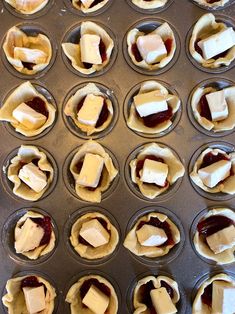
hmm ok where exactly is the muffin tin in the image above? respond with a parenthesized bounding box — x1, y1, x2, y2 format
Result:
(0, 0, 234, 313)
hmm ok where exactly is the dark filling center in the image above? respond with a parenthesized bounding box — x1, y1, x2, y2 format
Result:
(137, 217, 174, 247)
(206, 0, 220, 3)
(22, 62, 35, 70)
(131, 38, 172, 63)
(83, 39, 107, 69)
(200, 152, 228, 169)
(201, 283, 213, 307)
(79, 218, 110, 246)
(136, 105, 173, 127)
(139, 280, 174, 313)
(75, 159, 103, 191)
(77, 0, 103, 7)
(197, 215, 234, 245)
(30, 216, 52, 246)
(25, 97, 48, 118)
(77, 96, 109, 128)
(198, 94, 212, 121)
(21, 276, 46, 295)
(80, 278, 110, 308)
(136, 155, 168, 188)
(195, 38, 229, 59)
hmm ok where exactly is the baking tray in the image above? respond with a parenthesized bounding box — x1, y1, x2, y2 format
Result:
(0, 0, 234, 313)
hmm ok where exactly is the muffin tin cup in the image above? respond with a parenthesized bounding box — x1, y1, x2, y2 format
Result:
(63, 205, 121, 266)
(188, 141, 235, 201)
(61, 21, 118, 78)
(63, 0, 114, 16)
(2, 207, 59, 266)
(3, 0, 55, 19)
(63, 269, 121, 313)
(126, 270, 187, 314)
(190, 205, 235, 266)
(1, 270, 60, 314)
(191, 0, 235, 11)
(1, 22, 57, 80)
(1, 145, 58, 203)
(126, 0, 174, 14)
(123, 18, 181, 76)
(124, 142, 184, 202)
(123, 79, 182, 138)
(62, 145, 120, 202)
(124, 206, 185, 266)
(187, 77, 235, 138)
(186, 14, 235, 74)
(1, 82, 57, 140)
(62, 81, 119, 140)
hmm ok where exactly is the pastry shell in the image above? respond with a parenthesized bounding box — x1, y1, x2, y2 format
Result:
(193, 207, 235, 265)
(66, 274, 118, 314)
(192, 273, 235, 314)
(127, 22, 176, 70)
(14, 210, 56, 260)
(190, 147, 235, 194)
(191, 85, 235, 132)
(193, 0, 230, 8)
(4, 0, 49, 14)
(62, 21, 114, 75)
(129, 143, 185, 199)
(7, 145, 54, 201)
(131, 0, 168, 9)
(133, 275, 180, 314)
(64, 83, 113, 136)
(70, 211, 119, 259)
(127, 80, 180, 134)
(72, 0, 109, 13)
(0, 81, 56, 137)
(189, 13, 235, 69)
(2, 274, 56, 314)
(124, 212, 180, 258)
(70, 140, 118, 203)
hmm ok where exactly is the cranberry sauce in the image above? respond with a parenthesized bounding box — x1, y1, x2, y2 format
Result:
(164, 38, 173, 54)
(82, 39, 106, 69)
(21, 276, 44, 289)
(80, 278, 110, 307)
(31, 216, 52, 246)
(76, 96, 109, 128)
(200, 152, 229, 169)
(199, 94, 212, 121)
(201, 283, 213, 307)
(195, 38, 228, 59)
(131, 43, 143, 62)
(197, 215, 234, 243)
(137, 217, 174, 247)
(137, 106, 173, 128)
(79, 218, 110, 246)
(26, 97, 48, 118)
(22, 62, 35, 70)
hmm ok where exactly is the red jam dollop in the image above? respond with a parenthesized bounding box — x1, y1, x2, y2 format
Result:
(199, 94, 212, 121)
(26, 97, 48, 118)
(136, 106, 173, 128)
(31, 216, 52, 246)
(21, 276, 43, 289)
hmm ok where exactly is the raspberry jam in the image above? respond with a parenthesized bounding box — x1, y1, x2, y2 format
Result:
(26, 97, 48, 118)
(80, 278, 110, 307)
(79, 218, 110, 246)
(137, 217, 174, 247)
(200, 152, 229, 169)
(83, 39, 106, 69)
(136, 106, 173, 127)
(22, 62, 35, 70)
(206, 0, 220, 2)
(31, 216, 52, 246)
(21, 276, 43, 289)
(164, 38, 173, 54)
(77, 96, 109, 128)
(131, 43, 143, 62)
(199, 94, 212, 121)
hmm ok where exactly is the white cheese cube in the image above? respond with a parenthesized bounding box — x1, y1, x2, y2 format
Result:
(140, 159, 168, 187)
(77, 94, 104, 126)
(198, 160, 231, 188)
(79, 218, 110, 248)
(150, 288, 177, 314)
(82, 284, 109, 314)
(23, 286, 46, 314)
(137, 34, 167, 64)
(206, 90, 229, 122)
(14, 47, 47, 64)
(134, 90, 168, 117)
(80, 34, 102, 65)
(18, 162, 47, 193)
(15, 218, 44, 253)
(212, 281, 235, 314)
(206, 225, 235, 254)
(12, 102, 47, 130)
(81, 0, 95, 8)
(77, 153, 104, 188)
(136, 224, 167, 247)
(198, 27, 235, 60)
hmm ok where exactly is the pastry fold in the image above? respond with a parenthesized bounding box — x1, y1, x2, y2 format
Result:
(5, 0, 48, 14)
(131, 0, 168, 9)
(72, 0, 109, 13)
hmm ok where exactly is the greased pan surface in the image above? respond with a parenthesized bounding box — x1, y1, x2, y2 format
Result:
(0, 0, 235, 313)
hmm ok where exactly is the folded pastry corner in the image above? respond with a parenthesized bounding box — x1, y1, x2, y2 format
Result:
(4, 0, 49, 14)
